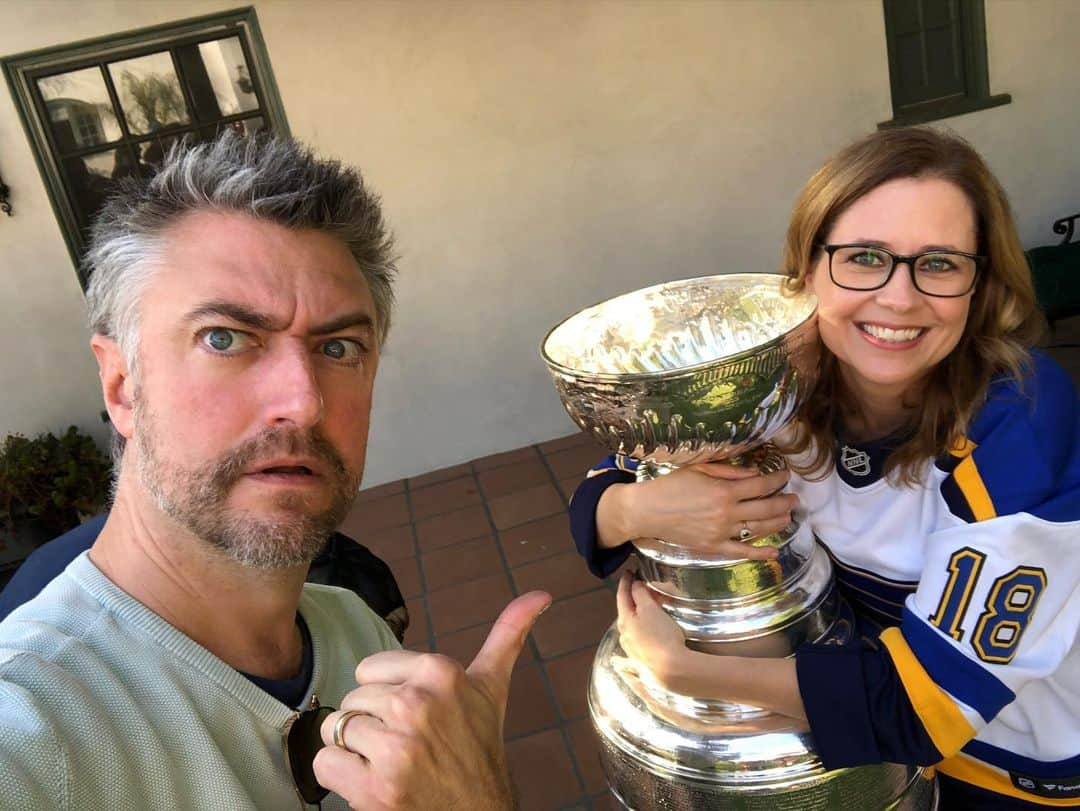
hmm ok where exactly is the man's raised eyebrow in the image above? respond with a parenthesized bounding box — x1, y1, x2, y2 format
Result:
(182, 302, 374, 336)
(310, 312, 375, 336)
(183, 301, 282, 331)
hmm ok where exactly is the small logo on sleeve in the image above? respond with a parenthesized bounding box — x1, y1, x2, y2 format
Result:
(1010, 772, 1080, 799)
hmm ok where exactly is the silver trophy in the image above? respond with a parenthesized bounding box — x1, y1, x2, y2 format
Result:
(541, 274, 936, 810)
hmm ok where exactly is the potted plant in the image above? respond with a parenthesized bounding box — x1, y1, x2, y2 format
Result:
(0, 426, 112, 562)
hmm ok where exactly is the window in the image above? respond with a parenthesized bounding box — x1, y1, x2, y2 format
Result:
(2, 8, 289, 285)
(879, 0, 1010, 128)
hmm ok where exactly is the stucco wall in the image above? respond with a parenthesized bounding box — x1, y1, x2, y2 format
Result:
(1, 0, 1077, 486)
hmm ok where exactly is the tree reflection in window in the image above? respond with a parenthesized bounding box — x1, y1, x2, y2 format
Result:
(3, 9, 287, 278)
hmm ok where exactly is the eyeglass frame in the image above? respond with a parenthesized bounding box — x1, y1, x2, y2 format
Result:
(816, 242, 985, 298)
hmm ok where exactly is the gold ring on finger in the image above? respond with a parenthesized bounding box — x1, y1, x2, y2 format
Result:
(332, 710, 365, 750)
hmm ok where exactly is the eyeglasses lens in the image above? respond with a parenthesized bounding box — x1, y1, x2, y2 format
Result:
(286, 704, 335, 804)
(830, 246, 976, 296)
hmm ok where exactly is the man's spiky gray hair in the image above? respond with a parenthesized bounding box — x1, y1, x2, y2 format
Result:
(84, 133, 397, 372)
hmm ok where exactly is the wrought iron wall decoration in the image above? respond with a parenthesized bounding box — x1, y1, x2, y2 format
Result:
(0, 170, 11, 216)
(1053, 213, 1080, 245)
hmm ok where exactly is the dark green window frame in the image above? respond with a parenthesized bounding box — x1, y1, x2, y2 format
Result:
(2, 7, 289, 287)
(879, 0, 1010, 129)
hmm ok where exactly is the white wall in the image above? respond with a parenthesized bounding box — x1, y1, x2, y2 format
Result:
(1, 0, 1078, 486)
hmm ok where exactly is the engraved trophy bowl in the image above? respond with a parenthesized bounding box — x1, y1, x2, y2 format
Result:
(541, 274, 936, 810)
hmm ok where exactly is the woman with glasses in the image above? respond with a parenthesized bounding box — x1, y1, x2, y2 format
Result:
(569, 128, 1080, 809)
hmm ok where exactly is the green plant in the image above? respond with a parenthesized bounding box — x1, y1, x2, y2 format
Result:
(0, 426, 113, 541)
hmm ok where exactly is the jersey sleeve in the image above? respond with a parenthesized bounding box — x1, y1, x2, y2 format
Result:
(938, 351, 1080, 524)
(568, 454, 637, 578)
(797, 636, 943, 767)
(800, 509, 1080, 768)
(800, 352, 1080, 769)
(879, 511, 1080, 759)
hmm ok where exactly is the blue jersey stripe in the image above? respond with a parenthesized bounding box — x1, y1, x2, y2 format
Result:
(840, 586, 905, 626)
(962, 739, 1080, 778)
(901, 606, 1015, 723)
(939, 474, 978, 523)
(835, 568, 915, 605)
(823, 544, 919, 588)
(823, 543, 918, 626)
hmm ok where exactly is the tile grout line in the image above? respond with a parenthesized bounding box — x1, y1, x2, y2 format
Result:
(535, 439, 575, 508)
(534, 440, 617, 807)
(400, 476, 438, 653)
(473, 445, 590, 804)
(473, 456, 521, 599)
(517, 443, 594, 803)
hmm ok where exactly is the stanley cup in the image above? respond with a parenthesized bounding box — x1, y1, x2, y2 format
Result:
(541, 274, 937, 810)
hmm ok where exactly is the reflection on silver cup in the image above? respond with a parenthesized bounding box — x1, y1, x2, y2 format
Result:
(541, 274, 936, 810)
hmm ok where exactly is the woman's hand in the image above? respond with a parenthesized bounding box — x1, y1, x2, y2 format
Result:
(615, 572, 806, 718)
(596, 462, 797, 559)
(616, 572, 690, 687)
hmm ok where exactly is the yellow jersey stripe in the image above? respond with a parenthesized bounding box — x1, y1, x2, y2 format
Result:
(585, 467, 619, 478)
(952, 455, 997, 521)
(949, 437, 978, 458)
(937, 754, 1080, 807)
(880, 627, 976, 758)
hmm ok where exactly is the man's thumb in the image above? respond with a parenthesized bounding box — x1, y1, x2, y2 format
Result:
(467, 591, 551, 698)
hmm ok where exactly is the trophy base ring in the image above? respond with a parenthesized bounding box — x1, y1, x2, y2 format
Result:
(597, 732, 939, 811)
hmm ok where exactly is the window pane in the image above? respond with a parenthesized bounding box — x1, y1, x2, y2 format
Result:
(223, 116, 266, 138)
(197, 37, 259, 117)
(894, 33, 927, 105)
(37, 67, 122, 151)
(925, 25, 965, 97)
(200, 116, 266, 142)
(921, 0, 956, 29)
(886, 0, 922, 36)
(108, 51, 191, 135)
(135, 135, 179, 174)
(63, 148, 137, 228)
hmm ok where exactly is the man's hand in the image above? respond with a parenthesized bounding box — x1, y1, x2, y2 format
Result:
(314, 590, 552, 810)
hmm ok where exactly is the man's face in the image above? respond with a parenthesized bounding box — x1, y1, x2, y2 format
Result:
(128, 211, 379, 568)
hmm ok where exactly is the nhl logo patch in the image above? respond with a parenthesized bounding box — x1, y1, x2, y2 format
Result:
(840, 445, 871, 476)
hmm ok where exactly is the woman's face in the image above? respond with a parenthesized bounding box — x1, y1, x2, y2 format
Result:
(809, 176, 977, 404)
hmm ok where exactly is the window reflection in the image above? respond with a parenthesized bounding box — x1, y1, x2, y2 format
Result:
(63, 148, 138, 228)
(224, 116, 265, 137)
(197, 37, 259, 117)
(108, 51, 191, 135)
(37, 67, 122, 149)
(200, 116, 265, 142)
(137, 136, 177, 174)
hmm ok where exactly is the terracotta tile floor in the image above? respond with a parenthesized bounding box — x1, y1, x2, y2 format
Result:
(338, 431, 623, 811)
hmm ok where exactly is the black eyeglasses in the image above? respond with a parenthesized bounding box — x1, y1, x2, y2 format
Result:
(818, 243, 984, 298)
(284, 699, 335, 806)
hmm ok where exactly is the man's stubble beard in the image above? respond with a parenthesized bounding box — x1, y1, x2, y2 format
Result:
(132, 398, 360, 569)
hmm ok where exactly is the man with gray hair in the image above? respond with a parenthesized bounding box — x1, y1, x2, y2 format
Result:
(0, 134, 549, 810)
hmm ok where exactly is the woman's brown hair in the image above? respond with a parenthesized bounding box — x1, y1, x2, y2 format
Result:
(781, 127, 1044, 483)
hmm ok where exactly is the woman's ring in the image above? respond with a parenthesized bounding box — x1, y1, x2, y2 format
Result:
(738, 522, 752, 541)
(333, 710, 365, 750)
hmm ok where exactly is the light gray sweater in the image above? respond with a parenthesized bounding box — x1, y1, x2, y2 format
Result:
(0, 552, 399, 810)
